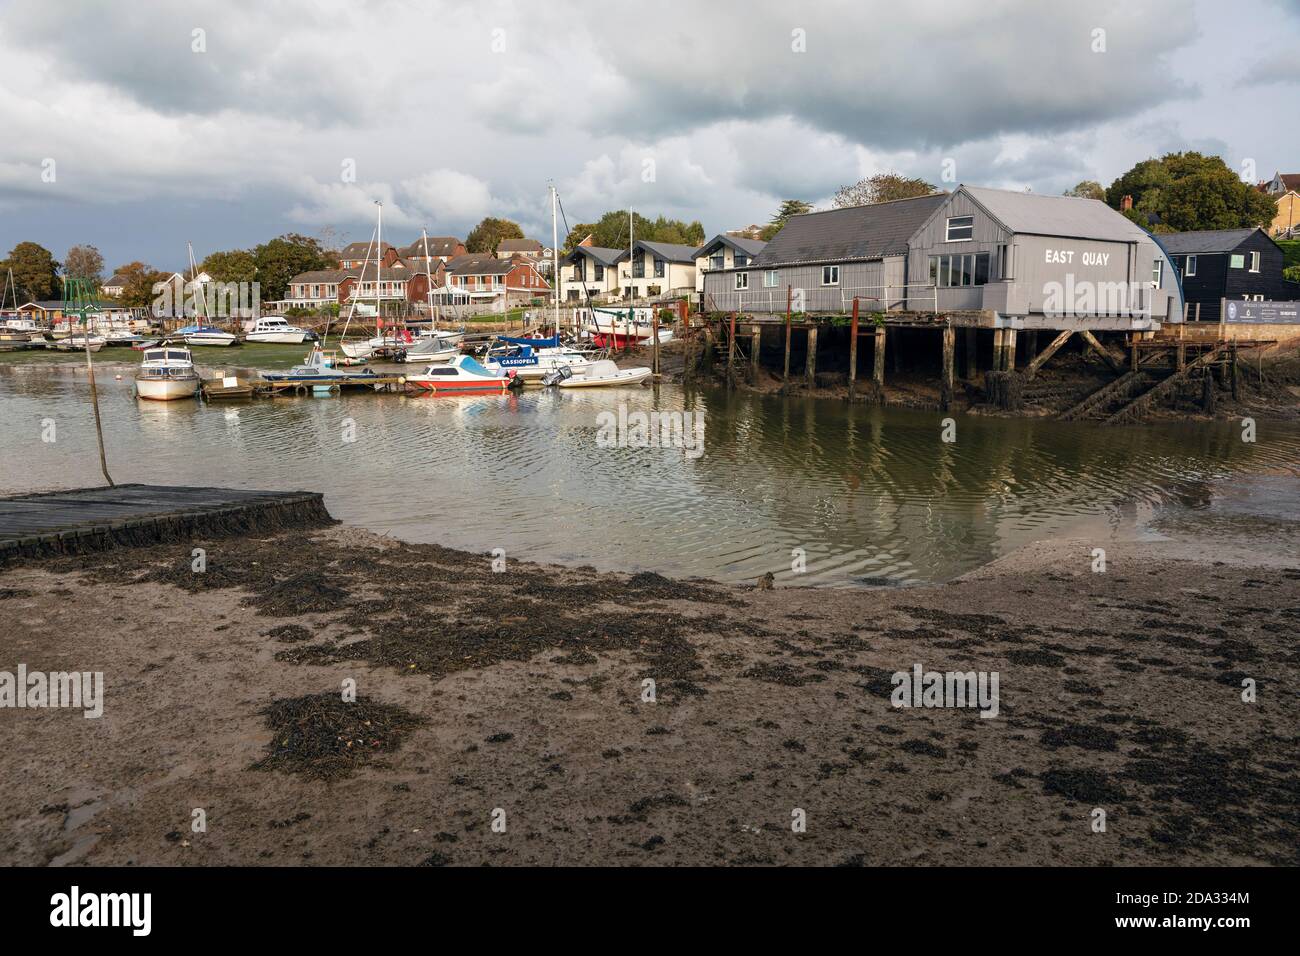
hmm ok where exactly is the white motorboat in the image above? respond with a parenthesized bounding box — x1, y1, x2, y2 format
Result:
(51, 334, 106, 353)
(135, 344, 200, 400)
(260, 345, 380, 386)
(244, 316, 315, 344)
(550, 359, 652, 388)
(400, 335, 461, 364)
(177, 324, 239, 347)
(483, 345, 599, 382)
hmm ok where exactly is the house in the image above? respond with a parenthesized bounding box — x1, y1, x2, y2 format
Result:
(618, 241, 698, 300)
(560, 246, 624, 301)
(101, 274, 128, 297)
(1259, 172, 1300, 197)
(1268, 191, 1299, 239)
(1159, 228, 1295, 323)
(702, 186, 1181, 329)
(693, 234, 767, 293)
(338, 241, 396, 269)
(401, 236, 466, 266)
(496, 238, 545, 259)
(444, 254, 551, 307)
(285, 270, 350, 310)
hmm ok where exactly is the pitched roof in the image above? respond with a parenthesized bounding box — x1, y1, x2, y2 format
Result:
(447, 254, 514, 276)
(403, 236, 463, 257)
(960, 186, 1149, 243)
(754, 193, 948, 266)
(103, 274, 128, 286)
(496, 238, 544, 253)
(288, 269, 349, 284)
(1156, 228, 1260, 255)
(339, 241, 395, 258)
(634, 240, 699, 263)
(567, 246, 624, 267)
(693, 234, 768, 259)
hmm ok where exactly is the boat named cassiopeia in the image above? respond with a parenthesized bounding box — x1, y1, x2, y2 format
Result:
(135, 343, 201, 401)
(403, 355, 520, 394)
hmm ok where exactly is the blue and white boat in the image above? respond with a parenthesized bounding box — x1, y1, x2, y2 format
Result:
(261, 346, 379, 386)
(176, 324, 239, 347)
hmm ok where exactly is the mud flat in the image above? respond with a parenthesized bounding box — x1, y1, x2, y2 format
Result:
(1, 519, 1296, 867)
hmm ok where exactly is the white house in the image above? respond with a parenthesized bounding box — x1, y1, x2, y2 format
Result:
(693, 234, 767, 292)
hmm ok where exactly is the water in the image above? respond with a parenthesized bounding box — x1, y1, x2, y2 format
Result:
(3, 354, 1298, 586)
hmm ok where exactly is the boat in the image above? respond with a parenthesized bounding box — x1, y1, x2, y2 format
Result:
(399, 334, 461, 364)
(482, 344, 599, 383)
(549, 359, 652, 388)
(578, 307, 674, 349)
(50, 334, 106, 352)
(176, 324, 239, 347)
(244, 316, 316, 344)
(260, 345, 379, 385)
(201, 373, 258, 400)
(0, 332, 32, 352)
(403, 355, 520, 394)
(135, 343, 201, 400)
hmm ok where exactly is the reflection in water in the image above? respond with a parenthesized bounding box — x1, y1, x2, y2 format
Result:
(2, 363, 1297, 586)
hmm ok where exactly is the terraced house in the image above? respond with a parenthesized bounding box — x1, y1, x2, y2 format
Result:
(704, 186, 1182, 331)
(559, 240, 697, 302)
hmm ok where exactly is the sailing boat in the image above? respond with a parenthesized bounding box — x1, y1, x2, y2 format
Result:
(0, 269, 38, 350)
(339, 202, 411, 360)
(176, 242, 238, 346)
(400, 228, 464, 363)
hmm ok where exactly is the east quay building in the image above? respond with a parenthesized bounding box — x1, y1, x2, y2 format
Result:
(703, 186, 1182, 332)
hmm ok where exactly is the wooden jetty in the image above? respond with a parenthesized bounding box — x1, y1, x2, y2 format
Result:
(0, 484, 333, 566)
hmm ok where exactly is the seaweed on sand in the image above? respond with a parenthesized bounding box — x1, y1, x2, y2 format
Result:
(250, 692, 424, 781)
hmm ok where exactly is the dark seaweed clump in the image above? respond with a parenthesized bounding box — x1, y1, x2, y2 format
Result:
(251, 692, 424, 780)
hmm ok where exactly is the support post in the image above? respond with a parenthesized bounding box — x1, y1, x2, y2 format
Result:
(805, 325, 818, 385)
(848, 298, 860, 398)
(1023, 330, 1038, 365)
(727, 311, 736, 371)
(1231, 341, 1240, 400)
(783, 286, 792, 381)
(1079, 330, 1126, 374)
(1023, 329, 1074, 379)
(964, 327, 978, 379)
(890, 327, 901, 373)
(993, 328, 1005, 371)
(750, 325, 761, 379)
(873, 324, 886, 386)
(1004, 329, 1017, 371)
(940, 324, 955, 412)
(652, 309, 660, 375)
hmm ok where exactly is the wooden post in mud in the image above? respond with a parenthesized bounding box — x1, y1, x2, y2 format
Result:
(783, 286, 792, 380)
(940, 324, 955, 412)
(805, 325, 818, 385)
(992, 328, 1005, 371)
(1230, 341, 1240, 400)
(873, 323, 886, 386)
(1176, 320, 1185, 371)
(848, 297, 860, 398)
(1130, 334, 1140, 371)
(749, 325, 761, 379)
(1023, 330, 1037, 365)
(652, 310, 660, 376)
(727, 311, 736, 371)
(1004, 329, 1017, 371)
(964, 328, 978, 379)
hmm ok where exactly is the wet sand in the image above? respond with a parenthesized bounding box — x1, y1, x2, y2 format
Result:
(1, 522, 1296, 867)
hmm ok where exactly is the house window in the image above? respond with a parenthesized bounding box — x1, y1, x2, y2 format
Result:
(735, 272, 749, 290)
(928, 253, 991, 287)
(1230, 254, 1245, 269)
(1249, 251, 1260, 272)
(594, 264, 604, 281)
(1184, 255, 1197, 277)
(632, 252, 645, 279)
(763, 270, 778, 288)
(734, 253, 749, 268)
(654, 258, 665, 278)
(995, 244, 1012, 279)
(574, 261, 585, 280)
(1152, 259, 1163, 286)
(945, 216, 974, 242)
(710, 253, 725, 270)
(821, 265, 839, 285)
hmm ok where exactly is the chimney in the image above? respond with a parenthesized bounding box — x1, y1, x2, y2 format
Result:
(578, 233, 593, 247)
(1121, 195, 1133, 212)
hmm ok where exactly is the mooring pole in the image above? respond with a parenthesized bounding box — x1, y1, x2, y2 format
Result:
(805, 325, 818, 385)
(82, 311, 114, 487)
(652, 309, 660, 376)
(848, 297, 860, 399)
(873, 323, 886, 387)
(727, 311, 736, 371)
(783, 285, 792, 381)
(750, 325, 761, 380)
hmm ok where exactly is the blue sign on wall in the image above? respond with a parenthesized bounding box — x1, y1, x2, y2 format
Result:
(1225, 299, 1300, 324)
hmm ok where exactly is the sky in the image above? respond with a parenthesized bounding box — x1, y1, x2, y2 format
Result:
(0, 0, 1297, 273)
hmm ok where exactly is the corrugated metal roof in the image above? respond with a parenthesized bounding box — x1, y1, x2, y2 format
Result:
(961, 186, 1148, 242)
(1155, 229, 1258, 254)
(753, 194, 948, 266)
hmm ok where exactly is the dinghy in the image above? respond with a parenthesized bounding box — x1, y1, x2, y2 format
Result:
(549, 359, 652, 388)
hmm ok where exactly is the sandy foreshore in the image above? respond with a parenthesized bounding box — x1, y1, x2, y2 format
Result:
(1, 520, 1297, 867)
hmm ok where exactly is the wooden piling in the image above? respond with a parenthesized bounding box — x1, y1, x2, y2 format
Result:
(750, 325, 761, 380)
(1004, 329, 1017, 371)
(992, 328, 1005, 371)
(873, 324, 886, 386)
(848, 298, 860, 398)
(1023, 329, 1073, 379)
(805, 326, 818, 385)
(940, 325, 955, 412)
(727, 311, 736, 371)
(964, 328, 978, 379)
(783, 286, 792, 380)
(652, 309, 660, 375)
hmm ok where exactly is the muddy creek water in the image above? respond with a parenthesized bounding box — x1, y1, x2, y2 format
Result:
(2, 354, 1297, 586)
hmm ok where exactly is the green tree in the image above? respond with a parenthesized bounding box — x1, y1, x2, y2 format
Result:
(759, 199, 814, 240)
(1064, 180, 1106, 201)
(562, 211, 705, 251)
(201, 248, 258, 285)
(253, 234, 332, 302)
(1106, 153, 1274, 231)
(64, 244, 105, 282)
(1, 242, 60, 301)
(466, 217, 524, 254)
(114, 261, 171, 309)
(833, 173, 937, 208)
